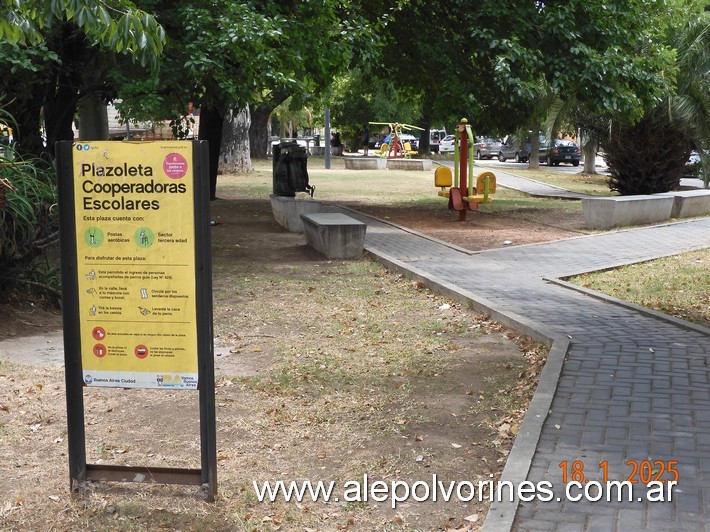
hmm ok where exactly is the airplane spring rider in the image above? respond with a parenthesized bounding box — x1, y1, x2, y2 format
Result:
(434, 118, 496, 221)
(370, 121, 423, 159)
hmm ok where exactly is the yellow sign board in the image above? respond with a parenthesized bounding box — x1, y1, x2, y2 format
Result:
(72, 141, 198, 389)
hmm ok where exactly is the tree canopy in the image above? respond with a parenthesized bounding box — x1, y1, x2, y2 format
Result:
(1, 0, 165, 67)
(1, 0, 166, 156)
(3, 0, 707, 166)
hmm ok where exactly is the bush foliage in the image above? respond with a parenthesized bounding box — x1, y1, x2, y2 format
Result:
(0, 137, 60, 304)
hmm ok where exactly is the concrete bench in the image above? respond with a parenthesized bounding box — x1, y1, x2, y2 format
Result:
(582, 195, 675, 230)
(344, 157, 387, 170)
(270, 194, 322, 233)
(310, 146, 342, 156)
(655, 190, 710, 218)
(386, 159, 432, 171)
(300, 213, 366, 259)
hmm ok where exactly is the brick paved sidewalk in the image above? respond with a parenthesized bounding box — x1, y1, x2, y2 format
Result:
(331, 205, 710, 531)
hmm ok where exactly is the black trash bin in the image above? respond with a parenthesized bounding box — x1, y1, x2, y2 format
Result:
(272, 141, 314, 197)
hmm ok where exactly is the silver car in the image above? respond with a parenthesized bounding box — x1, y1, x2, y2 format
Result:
(497, 136, 530, 163)
(474, 137, 503, 160)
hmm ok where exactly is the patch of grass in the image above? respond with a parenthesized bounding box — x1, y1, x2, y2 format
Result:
(489, 165, 615, 196)
(567, 249, 710, 326)
(219, 158, 587, 213)
(481, 187, 582, 213)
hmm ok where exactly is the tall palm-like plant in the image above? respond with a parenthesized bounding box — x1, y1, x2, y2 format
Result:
(602, 13, 709, 193)
(670, 14, 709, 186)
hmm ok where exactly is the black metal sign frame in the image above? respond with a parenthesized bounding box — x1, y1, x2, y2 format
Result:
(55, 140, 217, 501)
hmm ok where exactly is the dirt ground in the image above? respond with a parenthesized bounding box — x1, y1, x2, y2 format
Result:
(355, 201, 585, 252)
(0, 190, 583, 341)
(0, 193, 575, 531)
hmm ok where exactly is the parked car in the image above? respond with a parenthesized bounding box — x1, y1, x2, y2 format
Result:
(429, 128, 447, 153)
(438, 134, 456, 154)
(474, 137, 503, 160)
(497, 136, 529, 163)
(368, 135, 382, 150)
(684, 150, 702, 177)
(540, 138, 581, 166)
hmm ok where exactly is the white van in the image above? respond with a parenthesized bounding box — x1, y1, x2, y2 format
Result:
(429, 128, 447, 153)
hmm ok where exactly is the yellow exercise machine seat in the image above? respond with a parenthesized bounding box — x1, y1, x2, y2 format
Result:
(469, 171, 496, 203)
(434, 166, 452, 197)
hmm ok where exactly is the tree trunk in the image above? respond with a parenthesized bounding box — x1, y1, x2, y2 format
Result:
(198, 106, 225, 200)
(44, 23, 97, 154)
(219, 106, 252, 174)
(77, 93, 109, 140)
(582, 137, 597, 174)
(250, 104, 275, 159)
(528, 129, 541, 169)
(419, 126, 431, 154)
(6, 22, 85, 158)
(6, 86, 46, 157)
(43, 82, 80, 151)
(419, 98, 434, 154)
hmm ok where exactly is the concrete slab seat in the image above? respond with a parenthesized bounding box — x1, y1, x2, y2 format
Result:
(270, 194, 322, 233)
(300, 213, 367, 259)
(386, 159, 433, 171)
(344, 157, 387, 170)
(310, 146, 342, 156)
(582, 195, 675, 230)
(655, 190, 710, 218)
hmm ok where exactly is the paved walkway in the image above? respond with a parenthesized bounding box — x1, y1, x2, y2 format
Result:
(329, 199, 710, 531)
(488, 168, 594, 199)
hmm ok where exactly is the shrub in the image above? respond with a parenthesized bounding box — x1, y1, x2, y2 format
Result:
(0, 142, 61, 305)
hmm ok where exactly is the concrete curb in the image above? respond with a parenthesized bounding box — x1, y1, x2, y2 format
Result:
(546, 277, 710, 337)
(361, 245, 570, 532)
(482, 336, 570, 532)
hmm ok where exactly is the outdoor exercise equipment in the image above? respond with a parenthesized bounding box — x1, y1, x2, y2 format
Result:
(435, 118, 496, 221)
(369, 122, 424, 159)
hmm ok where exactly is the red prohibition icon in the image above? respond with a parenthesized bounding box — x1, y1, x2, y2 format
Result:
(93, 344, 107, 358)
(92, 326, 106, 340)
(135, 345, 149, 359)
